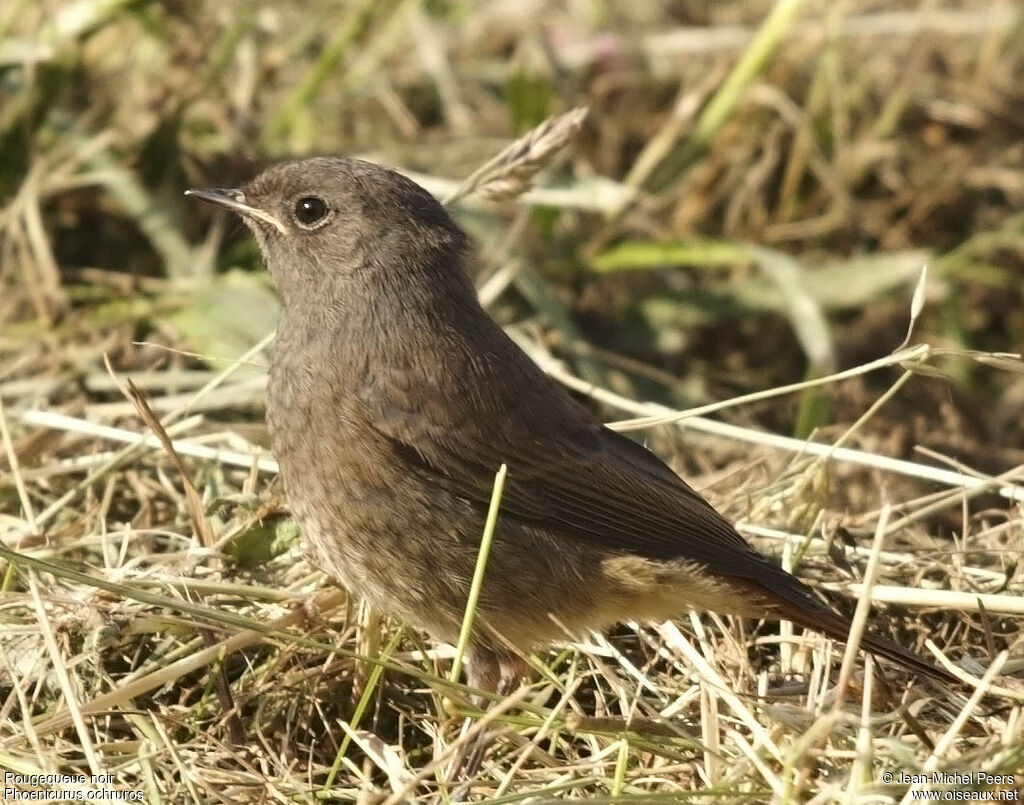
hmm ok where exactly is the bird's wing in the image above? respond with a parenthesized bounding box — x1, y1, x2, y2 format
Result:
(357, 332, 791, 591)
(357, 323, 960, 685)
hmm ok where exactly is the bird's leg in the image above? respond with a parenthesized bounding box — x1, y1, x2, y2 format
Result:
(448, 646, 530, 789)
(466, 646, 502, 697)
(467, 645, 530, 697)
(496, 654, 530, 695)
(449, 646, 501, 784)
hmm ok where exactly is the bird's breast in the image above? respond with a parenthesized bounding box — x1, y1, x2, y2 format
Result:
(266, 347, 477, 597)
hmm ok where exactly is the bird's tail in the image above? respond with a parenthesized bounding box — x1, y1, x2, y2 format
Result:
(776, 600, 959, 685)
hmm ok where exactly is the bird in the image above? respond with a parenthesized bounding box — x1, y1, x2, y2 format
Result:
(186, 156, 957, 691)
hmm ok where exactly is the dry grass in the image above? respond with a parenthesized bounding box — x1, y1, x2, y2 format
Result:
(2, 0, 1024, 802)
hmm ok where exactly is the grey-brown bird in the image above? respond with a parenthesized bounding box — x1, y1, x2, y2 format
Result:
(187, 157, 956, 691)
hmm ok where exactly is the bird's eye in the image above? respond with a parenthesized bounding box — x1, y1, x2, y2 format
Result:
(294, 196, 329, 228)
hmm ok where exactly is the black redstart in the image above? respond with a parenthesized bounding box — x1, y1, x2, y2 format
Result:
(187, 157, 957, 690)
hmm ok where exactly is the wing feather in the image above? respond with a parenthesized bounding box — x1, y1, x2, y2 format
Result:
(359, 338, 778, 587)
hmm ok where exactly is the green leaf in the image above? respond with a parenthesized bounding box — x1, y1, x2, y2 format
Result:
(227, 514, 300, 569)
(590, 239, 752, 272)
(166, 269, 279, 373)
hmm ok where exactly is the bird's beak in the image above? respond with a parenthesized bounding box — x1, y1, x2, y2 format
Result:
(184, 187, 287, 234)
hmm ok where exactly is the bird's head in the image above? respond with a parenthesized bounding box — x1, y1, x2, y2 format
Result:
(187, 157, 469, 312)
